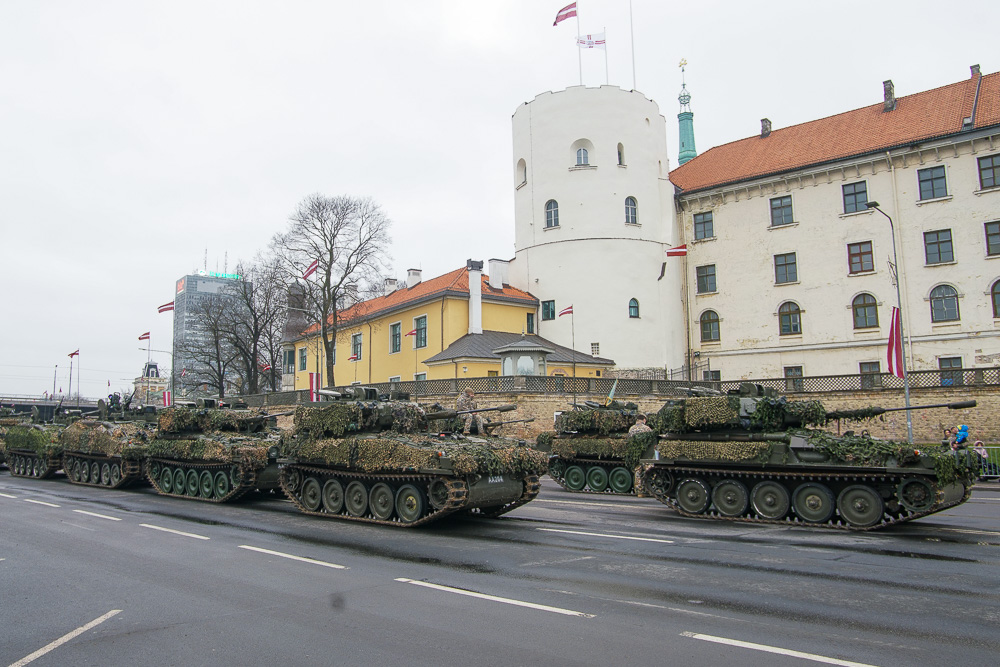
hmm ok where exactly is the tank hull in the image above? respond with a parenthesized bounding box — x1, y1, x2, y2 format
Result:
(547, 455, 637, 495)
(63, 451, 145, 489)
(5, 448, 62, 479)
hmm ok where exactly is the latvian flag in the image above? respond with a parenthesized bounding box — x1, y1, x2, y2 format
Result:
(559, 305, 574, 317)
(162, 390, 172, 407)
(553, 2, 576, 26)
(302, 259, 319, 280)
(665, 244, 687, 257)
(158, 301, 174, 313)
(576, 32, 606, 49)
(887, 306, 904, 379)
(309, 372, 321, 402)
(405, 328, 417, 337)
(138, 332, 151, 341)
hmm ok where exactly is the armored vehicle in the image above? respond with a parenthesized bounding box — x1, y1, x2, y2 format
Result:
(60, 420, 154, 489)
(3, 423, 64, 479)
(535, 400, 645, 494)
(144, 407, 283, 502)
(640, 385, 981, 530)
(279, 388, 548, 526)
(0, 407, 25, 469)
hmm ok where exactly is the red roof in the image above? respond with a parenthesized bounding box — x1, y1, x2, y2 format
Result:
(670, 71, 1000, 194)
(301, 267, 536, 336)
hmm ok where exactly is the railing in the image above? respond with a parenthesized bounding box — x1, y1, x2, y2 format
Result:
(979, 446, 1000, 480)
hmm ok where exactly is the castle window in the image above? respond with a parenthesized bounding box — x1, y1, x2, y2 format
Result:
(625, 197, 638, 224)
(617, 143, 625, 166)
(694, 212, 714, 240)
(696, 265, 716, 294)
(576, 148, 589, 166)
(779, 302, 802, 335)
(930, 285, 959, 322)
(852, 293, 879, 329)
(848, 241, 874, 273)
(545, 200, 559, 228)
(918, 166, 948, 200)
(542, 301, 555, 320)
(842, 181, 867, 213)
(924, 230, 953, 264)
(770, 196, 793, 226)
(993, 281, 1000, 318)
(774, 253, 797, 284)
(979, 154, 1000, 189)
(700, 310, 720, 342)
(628, 299, 639, 318)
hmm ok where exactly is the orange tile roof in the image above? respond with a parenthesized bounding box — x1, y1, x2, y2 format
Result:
(300, 267, 537, 337)
(670, 71, 1000, 195)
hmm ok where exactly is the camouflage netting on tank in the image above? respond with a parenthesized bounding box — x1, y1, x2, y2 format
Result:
(799, 430, 978, 486)
(748, 398, 828, 430)
(158, 408, 269, 434)
(683, 396, 742, 428)
(293, 402, 427, 438)
(58, 422, 151, 459)
(657, 440, 773, 464)
(535, 431, 554, 450)
(555, 409, 634, 435)
(549, 434, 651, 469)
(3, 425, 63, 457)
(284, 434, 548, 476)
(146, 436, 269, 466)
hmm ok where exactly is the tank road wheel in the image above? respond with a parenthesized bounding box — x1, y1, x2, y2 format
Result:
(564, 466, 586, 491)
(898, 478, 935, 512)
(149, 461, 161, 479)
(301, 477, 322, 512)
(712, 479, 749, 517)
(33, 459, 41, 477)
(427, 480, 449, 511)
(101, 463, 112, 486)
(199, 471, 214, 498)
(793, 483, 835, 523)
(548, 458, 566, 480)
(72, 460, 82, 482)
(90, 462, 100, 484)
(751, 481, 790, 520)
(837, 485, 884, 528)
(230, 465, 243, 488)
(345, 481, 368, 517)
(586, 466, 609, 492)
(395, 485, 425, 524)
(322, 479, 345, 514)
(608, 467, 634, 494)
(285, 467, 302, 493)
(185, 469, 199, 497)
(173, 468, 186, 496)
(160, 467, 173, 493)
(80, 461, 91, 483)
(676, 478, 711, 514)
(214, 471, 231, 498)
(110, 464, 122, 487)
(369, 483, 395, 520)
(645, 468, 674, 495)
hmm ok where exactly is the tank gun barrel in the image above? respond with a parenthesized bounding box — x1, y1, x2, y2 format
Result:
(660, 431, 791, 443)
(824, 400, 976, 422)
(424, 404, 517, 421)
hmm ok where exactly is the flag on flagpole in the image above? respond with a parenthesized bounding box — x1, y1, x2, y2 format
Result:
(576, 32, 606, 49)
(309, 372, 321, 402)
(553, 2, 577, 25)
(348, 354, 359, 361)
(68, 349, 80, 358)
(405, 329, 417, 336)
(162, 390, 172, 407)
(158, 301, 174, 313)
(138, 332, 151, 341)
(887, 306, 904, 379)
(665, 245, 688, 257)
(302, 259, 320, 280)
(559, 305, 574, 317)
(260, 363, 271, 372)
(181, 368, 187, 377)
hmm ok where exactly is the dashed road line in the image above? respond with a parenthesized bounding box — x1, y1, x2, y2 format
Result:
(395, 578, 594, 618)
(0, 492, 17, 499)
(73, 509, 122, 521)
(238, 545, 347, 569)
(538, 527, 675, 544)
(8, 609, 121, 667)
(23, 499, 60, 508)
(139, 523, 210, 540)
(681, 631, 878, 667)
(533, 498, 630, 509)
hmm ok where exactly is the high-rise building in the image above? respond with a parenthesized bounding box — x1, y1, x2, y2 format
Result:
(171, 271, 243, 394)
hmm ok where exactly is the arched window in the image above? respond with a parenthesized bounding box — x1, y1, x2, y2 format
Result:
(576, 148, 589, 166)
(852, 293, 879, 329)
(700, 310, 720, 342)
(545, 200, 559, 228)
(628, 298, 639, 318)
(993, 280, 1000, 318)
(625, 197, 638, 224)
(779, 302, 802, 335)
(930, 285, 959, 322)
(617, 143, 625, 166)
(516, 158, 526, 185)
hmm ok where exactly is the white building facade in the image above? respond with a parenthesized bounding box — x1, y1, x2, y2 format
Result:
(507, 85, 686, 374)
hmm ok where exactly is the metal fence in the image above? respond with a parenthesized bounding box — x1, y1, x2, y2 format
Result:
(980, 446, 1000, 480)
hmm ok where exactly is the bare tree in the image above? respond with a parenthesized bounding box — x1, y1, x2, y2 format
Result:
(177, 295, 238, 397)
(272, 194, 391, 388)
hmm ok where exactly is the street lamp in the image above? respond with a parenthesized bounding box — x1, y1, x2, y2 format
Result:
(866, 200, 913, 443)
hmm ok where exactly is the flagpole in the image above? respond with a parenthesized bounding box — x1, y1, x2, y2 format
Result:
(575, 11, 582, 85)
(571, 310, 576, 402)
(77, 351, 81, 407)
(629, 0, 636, 89)
(604, 26, 609, 85)
(68, 357, 73, 404)
(146, 337, 151, 405)
(53, 365, 57, 400)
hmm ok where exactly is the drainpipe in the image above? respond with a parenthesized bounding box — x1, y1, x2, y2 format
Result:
(367, 320, 373, 384)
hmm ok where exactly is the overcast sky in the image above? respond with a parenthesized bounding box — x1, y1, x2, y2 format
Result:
(1, 1, 995, 398)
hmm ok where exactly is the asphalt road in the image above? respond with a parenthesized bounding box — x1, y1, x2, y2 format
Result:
(2, 473, 998, 667)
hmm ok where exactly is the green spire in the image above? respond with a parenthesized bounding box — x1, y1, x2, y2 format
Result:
(677, 59, 697, 165)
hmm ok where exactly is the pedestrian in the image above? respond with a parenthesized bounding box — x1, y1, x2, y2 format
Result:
(456, 387, 485, 435)
(973, 440, 999, 478)
(629, 414, 654, 497)
(952, 424, 970, 450)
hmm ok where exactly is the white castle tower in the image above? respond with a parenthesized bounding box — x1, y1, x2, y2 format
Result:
(507, 85, 685, 373)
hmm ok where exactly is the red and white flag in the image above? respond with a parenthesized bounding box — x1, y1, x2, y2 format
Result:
(405, 328, 417, 337)
(181, 368, 187, 377)
(576, 32, 606, 49)
(348, 354, 359, 361)
(260, 363, 271, 372)
(553, 2, 576, 26)
(68, 349, 79, 358)
(309, 372, 321, 402)
(158, 301, 174, 313)
(887, 306, 904, 379)
(302, 259, 319, 280)
(138, 332, 150, 341)
(665, 244, 687, 257)
(559, 305, 574, 317)
(162, 390, 172, 407)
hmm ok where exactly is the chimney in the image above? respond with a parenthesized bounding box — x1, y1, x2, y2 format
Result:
(883, 79, 895, 112)
(344, 282, 359, 304)
(971, 64, 981, 78)
(467, 259, 483, 335)
(383, 277, 397, 293)
(406, 268, 422, 289)
(760, 118, 771, 138)
(487, 258, 509, 290)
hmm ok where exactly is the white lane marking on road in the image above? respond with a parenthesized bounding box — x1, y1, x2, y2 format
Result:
(23, 499, 60, 508)
(533, 498, 628, 509)
(140, 523, 210, 540)
(73, 510, 122, 521)
(0, 492, 17, 498)
(520, 555, 595, 567)
(395, 578, 594, 618)
(681, 632, 878, 667)
(8, 609, 122, 667)
(933, 527, 1000, 537)
(238, 545, 347, 569)
(538, 528, 674, 544)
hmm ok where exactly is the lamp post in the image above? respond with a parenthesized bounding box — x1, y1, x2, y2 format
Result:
(866, 201, 913, 443)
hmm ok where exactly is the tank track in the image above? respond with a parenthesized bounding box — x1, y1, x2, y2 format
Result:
(548, 456, 636, 495)
(643, 465, 972, 531)
(63, 453, 144, 490)
(5, 449, 62, 479)
(467, 474, 542, 518)
(280, 464, 471, 527)
(145, 458, 259, 503)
